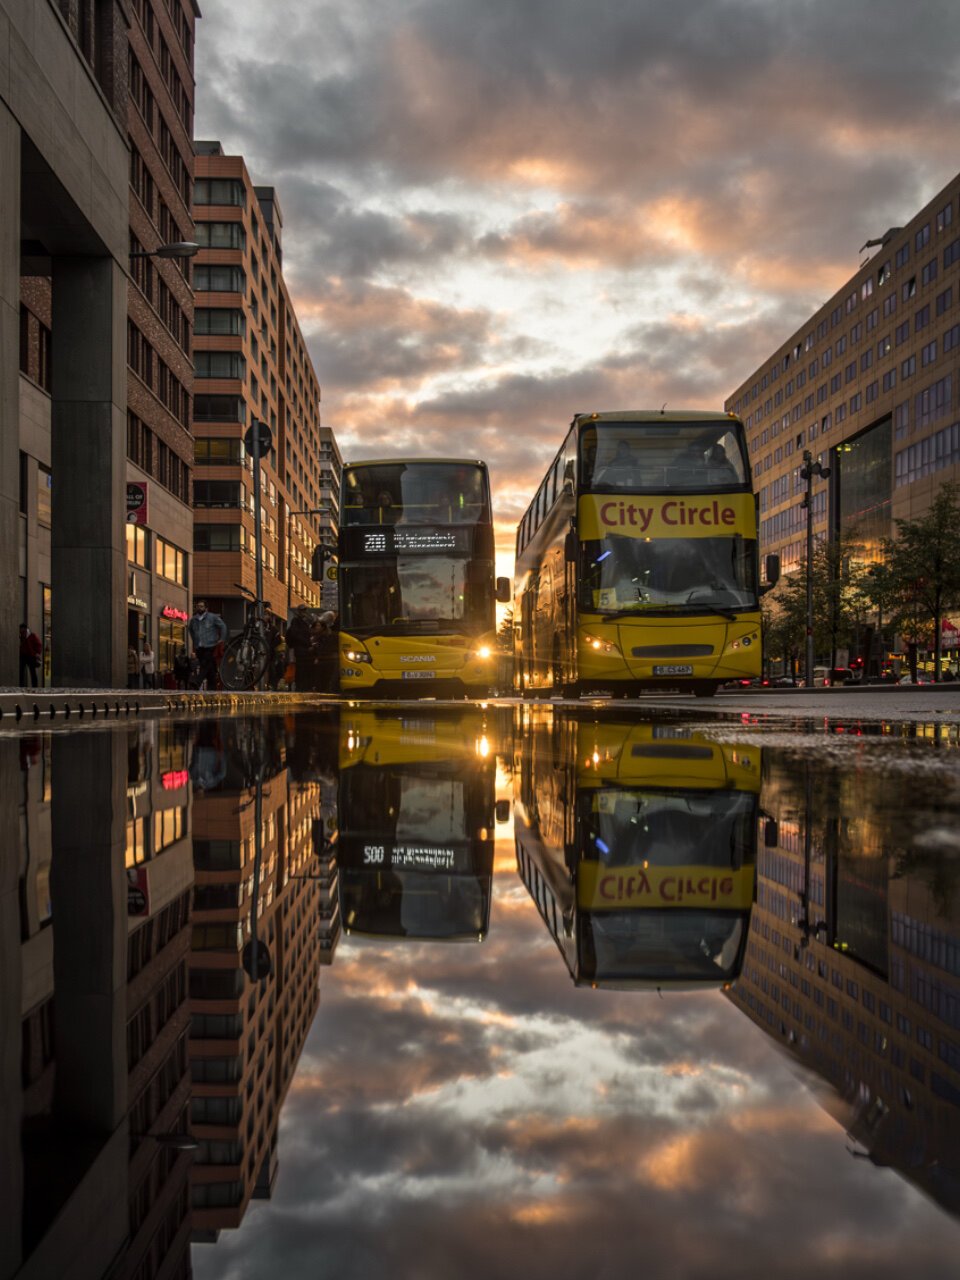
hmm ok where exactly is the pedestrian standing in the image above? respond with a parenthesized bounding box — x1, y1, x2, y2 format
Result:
(139, 640, 157, 689)
(187, 600, 228, 691)
(127, 645, 141, 690)
(314, 611, 340, 693)
(285, 605, 317, 690)
(19, 624, 41, 687)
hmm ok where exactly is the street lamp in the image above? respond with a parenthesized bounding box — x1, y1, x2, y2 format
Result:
(799, 449, 831, 688)
(286, 505, 329, 622)
(128, 241, 200, 259)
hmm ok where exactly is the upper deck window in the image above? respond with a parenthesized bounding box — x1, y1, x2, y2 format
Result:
(343, 463, 489, 525)
(580, 422, 748, 491)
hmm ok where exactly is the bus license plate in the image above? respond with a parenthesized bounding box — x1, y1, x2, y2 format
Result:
(653, 664, 693, 676)
(402, 670, 436, 679)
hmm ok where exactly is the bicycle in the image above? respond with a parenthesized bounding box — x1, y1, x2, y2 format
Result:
(219, 584, 274, 691)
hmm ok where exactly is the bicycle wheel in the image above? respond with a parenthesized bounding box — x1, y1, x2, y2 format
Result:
(219, 633, 270, 690)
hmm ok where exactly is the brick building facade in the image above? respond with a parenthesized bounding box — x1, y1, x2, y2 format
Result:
(191, 143, 340, 635)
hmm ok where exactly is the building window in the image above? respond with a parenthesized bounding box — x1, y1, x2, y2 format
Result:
(194, 523, 245, 551)
(937, 202, 953, 232)
(195, 438, 243, 465)
(902, 276, 917, 301)
(156, 537, 187, 585)
(194, 264, 245, 292)
(901, 355, 916, 379)
(126, 522, 150, 568)
(895, 243, 910, 268)
(194, 178, 245, 206)
(896, 420, 960, 488)
(921, 257, 938, 287)
(915, 304, 930, 331)
(915, 223, 931, 251)
(37, 465, 52, 527)
(195, 350, 245, 379)
(936, 286, 953, 316)
(195, 221, 244, 250)
(193, 480, 243, 508)
(195, 308, 245, 336)
(850, 392, 862, 413)
(921, 339, 937, 367)
(194, 395, 246, 423)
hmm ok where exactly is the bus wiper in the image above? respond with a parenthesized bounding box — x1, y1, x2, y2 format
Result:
(677, 602, 741, 619)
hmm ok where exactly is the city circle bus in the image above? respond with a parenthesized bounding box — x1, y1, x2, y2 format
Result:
(513, 709, 759, 990)
(337, 708, 497, 942)
(514, 410, 780, 697)
(338, 459, 511, 697)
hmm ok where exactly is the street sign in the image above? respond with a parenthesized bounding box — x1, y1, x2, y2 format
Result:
(244, 420, 273, 457)
(126, 481, 149, 525)
(242, 938, 273, 981)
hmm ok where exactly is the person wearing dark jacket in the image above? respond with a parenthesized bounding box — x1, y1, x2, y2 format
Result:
(19, 624, 41, 687)
(285, 605, 318, 690)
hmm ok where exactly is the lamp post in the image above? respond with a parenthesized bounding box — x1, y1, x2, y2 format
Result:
(128, 241, 200, 260)
(286, 505, 328, 623)
(799, 449, 831, 688)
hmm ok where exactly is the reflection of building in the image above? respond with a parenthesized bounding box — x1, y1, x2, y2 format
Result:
(188, 720, 330, 1240)
(5, 724, 194, 1280)
(513, 710, 760, 989)
(337, 709, 497, 942)
(728, 758, 960, 1216)
(190, 143, 341, 633)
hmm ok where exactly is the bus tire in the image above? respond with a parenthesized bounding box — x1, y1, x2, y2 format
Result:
(693, 681, 719, 698)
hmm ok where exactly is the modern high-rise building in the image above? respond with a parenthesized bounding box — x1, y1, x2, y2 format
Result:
(8, 0, 199, 689)
(126, 0, 200, 676)
(191, 143, 340, 634)
(726, 169, 960, 593)
(4, 1, 131, 688)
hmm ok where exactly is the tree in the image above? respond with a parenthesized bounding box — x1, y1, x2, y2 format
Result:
(497, 606, 514, 653)
(882, 483, 960, 680)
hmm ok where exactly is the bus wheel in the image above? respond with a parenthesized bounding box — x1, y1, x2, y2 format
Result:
(693, 681, 719, 698)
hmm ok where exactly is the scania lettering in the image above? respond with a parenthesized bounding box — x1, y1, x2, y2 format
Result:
(514, 410, 780, 697)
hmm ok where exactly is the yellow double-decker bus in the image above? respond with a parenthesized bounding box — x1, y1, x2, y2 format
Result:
(514, 411, 780, 697)
(338, 459, 511, 697)
(337, 709, 497, 942)
(513, 710, 759, 989)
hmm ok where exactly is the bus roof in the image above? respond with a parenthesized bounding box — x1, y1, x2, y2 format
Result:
(343, 458, 488, 468)
(571, 410, 742, 426)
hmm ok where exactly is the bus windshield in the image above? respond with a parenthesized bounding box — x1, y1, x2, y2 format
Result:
(580, 787, 757, 867)
(342, 462, 489, 526)
(580, 422, 748, 491)
(580, 911, 747, 982)
(340, 558, 493, 634)
(579, 533, 757, 613)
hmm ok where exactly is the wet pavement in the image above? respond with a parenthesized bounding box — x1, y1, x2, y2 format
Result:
(3, 698, 960, 1279)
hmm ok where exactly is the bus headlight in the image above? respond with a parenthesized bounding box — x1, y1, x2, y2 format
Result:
(344, 648, 373, 664)
(583, 633, 620, 656)
(474, 645, 493, 660)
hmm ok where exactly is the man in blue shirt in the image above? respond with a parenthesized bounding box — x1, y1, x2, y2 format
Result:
(187, 600, 228, 690)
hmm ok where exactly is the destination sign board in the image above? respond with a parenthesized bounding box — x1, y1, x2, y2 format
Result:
(342, 526, 473, 557)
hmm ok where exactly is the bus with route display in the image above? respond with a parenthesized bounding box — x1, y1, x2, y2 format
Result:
(513, 708, 759, 990)
(337, 708, 498, 942)
(337, 459, 511, 697)
(513, 411, 780, 697)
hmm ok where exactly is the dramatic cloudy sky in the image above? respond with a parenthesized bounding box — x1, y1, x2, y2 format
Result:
(194, 0, 960, 567)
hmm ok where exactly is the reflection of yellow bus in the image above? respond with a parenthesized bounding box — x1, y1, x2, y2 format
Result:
(338, 709, 497, 941)
(337, 459, 511, 697)
(513, 411, 779, 697)
(513, 711, 759, 988)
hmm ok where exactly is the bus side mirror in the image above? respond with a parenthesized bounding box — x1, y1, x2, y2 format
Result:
(311, 546, 326, 581)
(564, 529, 578, 562)
(562, 458, 575, 492)
(759, 552, 780, 595)
(496, 576, 512, 603)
